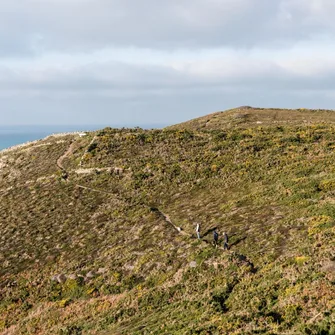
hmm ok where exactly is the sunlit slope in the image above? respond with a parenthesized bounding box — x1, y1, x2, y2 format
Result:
(168, 106, 335, 130)
(0, 116, 334, 334)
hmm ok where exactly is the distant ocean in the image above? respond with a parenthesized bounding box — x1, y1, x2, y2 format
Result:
(0, 124, 165, 151)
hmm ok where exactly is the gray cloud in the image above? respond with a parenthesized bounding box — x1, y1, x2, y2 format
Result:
(1, 0, 335, 126)
(1, 0, 335, 56)
(2, 56, 335, 95)
(1, 83, 333, 127)
(1, 57, 335, 125)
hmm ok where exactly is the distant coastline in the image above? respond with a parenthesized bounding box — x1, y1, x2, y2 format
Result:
(0, 125, 102, 152)
(0, 124, 166, 151)
(0, 132, 86, 154)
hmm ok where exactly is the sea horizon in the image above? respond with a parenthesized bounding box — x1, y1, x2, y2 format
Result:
(0, 123, 166, 151)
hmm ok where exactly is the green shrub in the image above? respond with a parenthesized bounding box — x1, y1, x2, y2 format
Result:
(308, 216, 335, 236)
(59, 325, 82, 335)
(318, 179, 335, 192)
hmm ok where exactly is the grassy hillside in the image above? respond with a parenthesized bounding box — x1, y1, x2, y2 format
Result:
(168, 106, 335, 131)
(0, 109, 334, 335)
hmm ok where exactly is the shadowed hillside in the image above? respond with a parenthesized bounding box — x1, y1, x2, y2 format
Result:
(0, 109, 334, 335)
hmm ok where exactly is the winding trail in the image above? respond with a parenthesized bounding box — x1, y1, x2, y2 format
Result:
(55, 139, 253, 262)
(148, 207, 189, 236)
(56, 141, 233, 242)
(57, 140, 193, 240)
(79, 136, 97, 167)
(57, 141, 76, 172)
(54, 140, 259, 276)
(76, 185, 118, 197)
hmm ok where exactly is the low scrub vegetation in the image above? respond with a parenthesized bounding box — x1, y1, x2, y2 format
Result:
(0, 108, 334, 334)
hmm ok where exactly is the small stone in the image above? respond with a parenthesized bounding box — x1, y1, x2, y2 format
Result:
(86, 271, 97, 279)
(67, 274, 77, 280)
(56, 274, 67, 284)
(322, 261, 335, 273)
(46, 255, 56, 262)
(50, 275, 58, 282)
(189, 261, 197, 268)
(6, 280, 17, 287)
(97, 267, 107, 274)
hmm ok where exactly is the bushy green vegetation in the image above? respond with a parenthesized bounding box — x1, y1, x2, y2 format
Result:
(0, 108, 334, 334)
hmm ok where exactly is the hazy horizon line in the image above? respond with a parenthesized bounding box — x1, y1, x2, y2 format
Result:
(0, 123, 168, 127)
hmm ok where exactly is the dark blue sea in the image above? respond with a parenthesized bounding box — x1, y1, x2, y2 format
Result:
(0, 124, 165, 151)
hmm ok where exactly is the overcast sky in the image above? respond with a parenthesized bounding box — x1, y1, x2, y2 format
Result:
(1, 0, 335, 126)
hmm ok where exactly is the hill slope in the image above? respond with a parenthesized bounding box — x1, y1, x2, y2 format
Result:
(0, 109, 334, 335)
(169, 106, 335, 130)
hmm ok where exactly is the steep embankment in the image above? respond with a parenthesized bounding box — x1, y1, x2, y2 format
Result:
(0, 109, 334, 335)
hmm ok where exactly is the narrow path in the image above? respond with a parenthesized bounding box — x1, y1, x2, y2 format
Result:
(76, 185, 118, 197)
(56, 141, 247, 255)
(79, 136, 97, 167)
(57, 141, 77, 171)
(57, 142, 120, 197)
(57, 140, 191, 237)
(149, 207, 189, 236)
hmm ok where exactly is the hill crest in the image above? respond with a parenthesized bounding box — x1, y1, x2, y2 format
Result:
(168, 106, 335, 130)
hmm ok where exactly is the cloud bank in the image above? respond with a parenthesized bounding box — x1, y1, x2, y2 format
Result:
(1, 0, 335, 125)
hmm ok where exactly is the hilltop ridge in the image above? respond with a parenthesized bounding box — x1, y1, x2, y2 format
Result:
(0, 108, 334, 335)
(169, 106, 335, 130)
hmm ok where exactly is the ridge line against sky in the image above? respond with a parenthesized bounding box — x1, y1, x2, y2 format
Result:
(1, 0, 335, 125)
